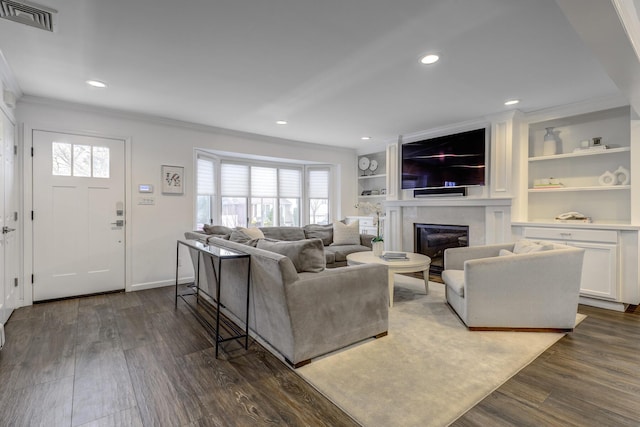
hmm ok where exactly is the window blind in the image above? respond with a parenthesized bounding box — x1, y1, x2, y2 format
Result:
(308, 169, 329, 198)
(197, 156, 215, 195)
(221, 163, 249, 196)
(279, 169, 301, 197)
(251, 166, 277, 197)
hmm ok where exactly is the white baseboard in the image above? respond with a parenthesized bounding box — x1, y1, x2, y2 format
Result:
(130, 276, 194, 292)
(579, 296, 626, 312)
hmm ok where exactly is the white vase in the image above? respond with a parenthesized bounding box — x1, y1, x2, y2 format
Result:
(372, 241, 384, 257)
(613, 166, 630, 185)
(542, 127, 557, 156)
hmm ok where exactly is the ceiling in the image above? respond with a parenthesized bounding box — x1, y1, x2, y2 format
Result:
(0, 0, 630, 149)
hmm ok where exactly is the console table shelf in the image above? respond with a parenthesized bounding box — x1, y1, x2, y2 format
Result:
(175, 239, 251, 358)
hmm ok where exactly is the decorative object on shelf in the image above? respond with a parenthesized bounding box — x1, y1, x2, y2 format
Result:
(533, 177, 564, 189)
(370, 189, 380, 195)
(592, 137, 602, 146)
(542, 127, 557, 156)
(358, 156, 370, 176)
(355, 201, 385, 255)
(598, 170, 615, 186)
(381, 188, 386, 195)
(161, 165, 184, 194)
(581, 139, 590, 148)
(369, 159, 378, 174)
(555, 211, 592, 223)
(613, 166, 630, 185)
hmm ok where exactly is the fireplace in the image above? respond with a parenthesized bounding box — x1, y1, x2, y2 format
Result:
(414, 223, 469, 274)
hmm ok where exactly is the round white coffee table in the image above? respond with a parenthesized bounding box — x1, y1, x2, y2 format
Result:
(346, 251, 431, 307)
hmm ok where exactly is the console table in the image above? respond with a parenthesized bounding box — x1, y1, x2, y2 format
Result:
(175, 239, 251, 357)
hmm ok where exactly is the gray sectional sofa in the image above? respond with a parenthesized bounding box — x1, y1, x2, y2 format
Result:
(183, 224, 388, 367)
(190, 223, 375, 267)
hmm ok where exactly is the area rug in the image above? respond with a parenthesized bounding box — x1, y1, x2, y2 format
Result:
(297, 275, 586, 427)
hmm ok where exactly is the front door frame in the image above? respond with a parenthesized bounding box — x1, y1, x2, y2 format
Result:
(22, 123, 132, 306)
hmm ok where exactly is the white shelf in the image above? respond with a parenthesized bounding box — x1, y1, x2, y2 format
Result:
(528, 146, 629, 162)
(528, 185, 631, 193)
(358, 174, 386, 180)
(358, 195, 386, 199)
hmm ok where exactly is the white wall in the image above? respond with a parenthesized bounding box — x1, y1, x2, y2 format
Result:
(17, 97, 358, 303)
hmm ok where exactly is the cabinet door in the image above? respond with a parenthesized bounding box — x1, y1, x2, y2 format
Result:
(570, 241, 618, 300)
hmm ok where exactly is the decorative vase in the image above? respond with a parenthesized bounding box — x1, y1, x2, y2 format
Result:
(372, 240, 384, 257)
(542, 127, 557, 156)
(613, 166, 630, 185)
(598, 170, 615, 186)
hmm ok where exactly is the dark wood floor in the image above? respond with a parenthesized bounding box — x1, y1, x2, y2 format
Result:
(1, 284, 639, 427)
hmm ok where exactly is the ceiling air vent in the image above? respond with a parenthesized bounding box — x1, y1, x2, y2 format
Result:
(0, 0, 57, 32)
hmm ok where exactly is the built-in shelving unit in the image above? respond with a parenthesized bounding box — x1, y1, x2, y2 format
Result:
(526, 106, 631, 224)
(512, 103, 639, 311)
(357, 151, 386, 202)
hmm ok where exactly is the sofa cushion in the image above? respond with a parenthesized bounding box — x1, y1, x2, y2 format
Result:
(442, 269, 465, 297)
(513, 240, 553, 254)
(325, 244, 371, 262)
(203, 224, 233, 236)
(260, 226, 306, 241)
(499, 249, 515, 257)
(229, 228, 263, 246)
(257, 238, 326, 273)
(331, 220, 360, 245)
(303, 224, 334, 246)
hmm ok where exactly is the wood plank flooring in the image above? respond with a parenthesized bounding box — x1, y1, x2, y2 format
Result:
(1, 284, 639, 426)
(0, 286, 359, 427)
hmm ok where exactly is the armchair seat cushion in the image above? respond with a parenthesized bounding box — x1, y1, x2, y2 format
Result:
(441, 269, 464, 297)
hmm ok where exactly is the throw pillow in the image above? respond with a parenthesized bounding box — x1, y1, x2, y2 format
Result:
(331, 220, 360, 246)
(513, 240, 553, 254)
(202, 224, 233, 236)
(257, 238, 326, 273)
(303, 224, 334, 246)
(238, 227, 265, 240)
(498, 249, 515, 257)
(229, 228, 262, 246)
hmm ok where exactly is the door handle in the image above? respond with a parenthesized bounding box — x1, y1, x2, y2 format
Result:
(110, 220, 124, 227)
(2, 226, 16, 234)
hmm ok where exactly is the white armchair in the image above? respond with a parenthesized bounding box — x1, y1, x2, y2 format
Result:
(442, 240, 585, 332)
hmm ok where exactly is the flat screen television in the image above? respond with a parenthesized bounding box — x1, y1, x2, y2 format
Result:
(401, 128, 486, 190)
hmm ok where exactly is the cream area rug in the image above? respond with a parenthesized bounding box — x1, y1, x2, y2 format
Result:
(297, 275, 586, 427)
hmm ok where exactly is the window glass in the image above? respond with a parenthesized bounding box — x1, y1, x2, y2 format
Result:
(73, 145, 92, 177)
(280, 198, 300, 226)
(196, 156, 216, 229)
(52, 142, 72, 176)
(92, 146, 110, 178)
(221, 197, 247, 227)
(308, 168, 330, 224)
(251, 197, 275, 227)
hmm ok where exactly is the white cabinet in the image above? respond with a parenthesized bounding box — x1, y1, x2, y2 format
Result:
(525, 106, 631, 223)
(345, 216, 377, 235)
(521, 226, 620, 302)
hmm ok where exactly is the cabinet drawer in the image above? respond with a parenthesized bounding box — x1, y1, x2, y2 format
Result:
(523, 227, 618, 243)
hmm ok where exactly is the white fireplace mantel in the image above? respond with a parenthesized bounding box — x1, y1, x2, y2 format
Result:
(385, 197, 512, 208)
(384, 198, 513, 252)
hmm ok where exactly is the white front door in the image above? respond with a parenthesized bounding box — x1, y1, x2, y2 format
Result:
(33, 131, 125, 301)
(0, 110, 18, 323)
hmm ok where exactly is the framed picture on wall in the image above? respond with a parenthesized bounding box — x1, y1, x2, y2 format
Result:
(161, 165, 184, 194)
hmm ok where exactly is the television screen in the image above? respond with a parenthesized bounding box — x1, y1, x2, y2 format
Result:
(401, 128, 486, 190)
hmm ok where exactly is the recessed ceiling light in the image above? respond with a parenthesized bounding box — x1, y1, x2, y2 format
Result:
(361, 136, 371, 141)
(504, 99, 520, 106)
(420, 54, 440, 65)
(276, 120, 288, 125)
(86, 80, 107, 88)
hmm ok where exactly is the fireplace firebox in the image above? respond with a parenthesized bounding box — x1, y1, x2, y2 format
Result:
(414, 223, 469, 274)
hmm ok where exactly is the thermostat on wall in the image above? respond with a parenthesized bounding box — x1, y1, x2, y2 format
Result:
(139, 184, 154, 193)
